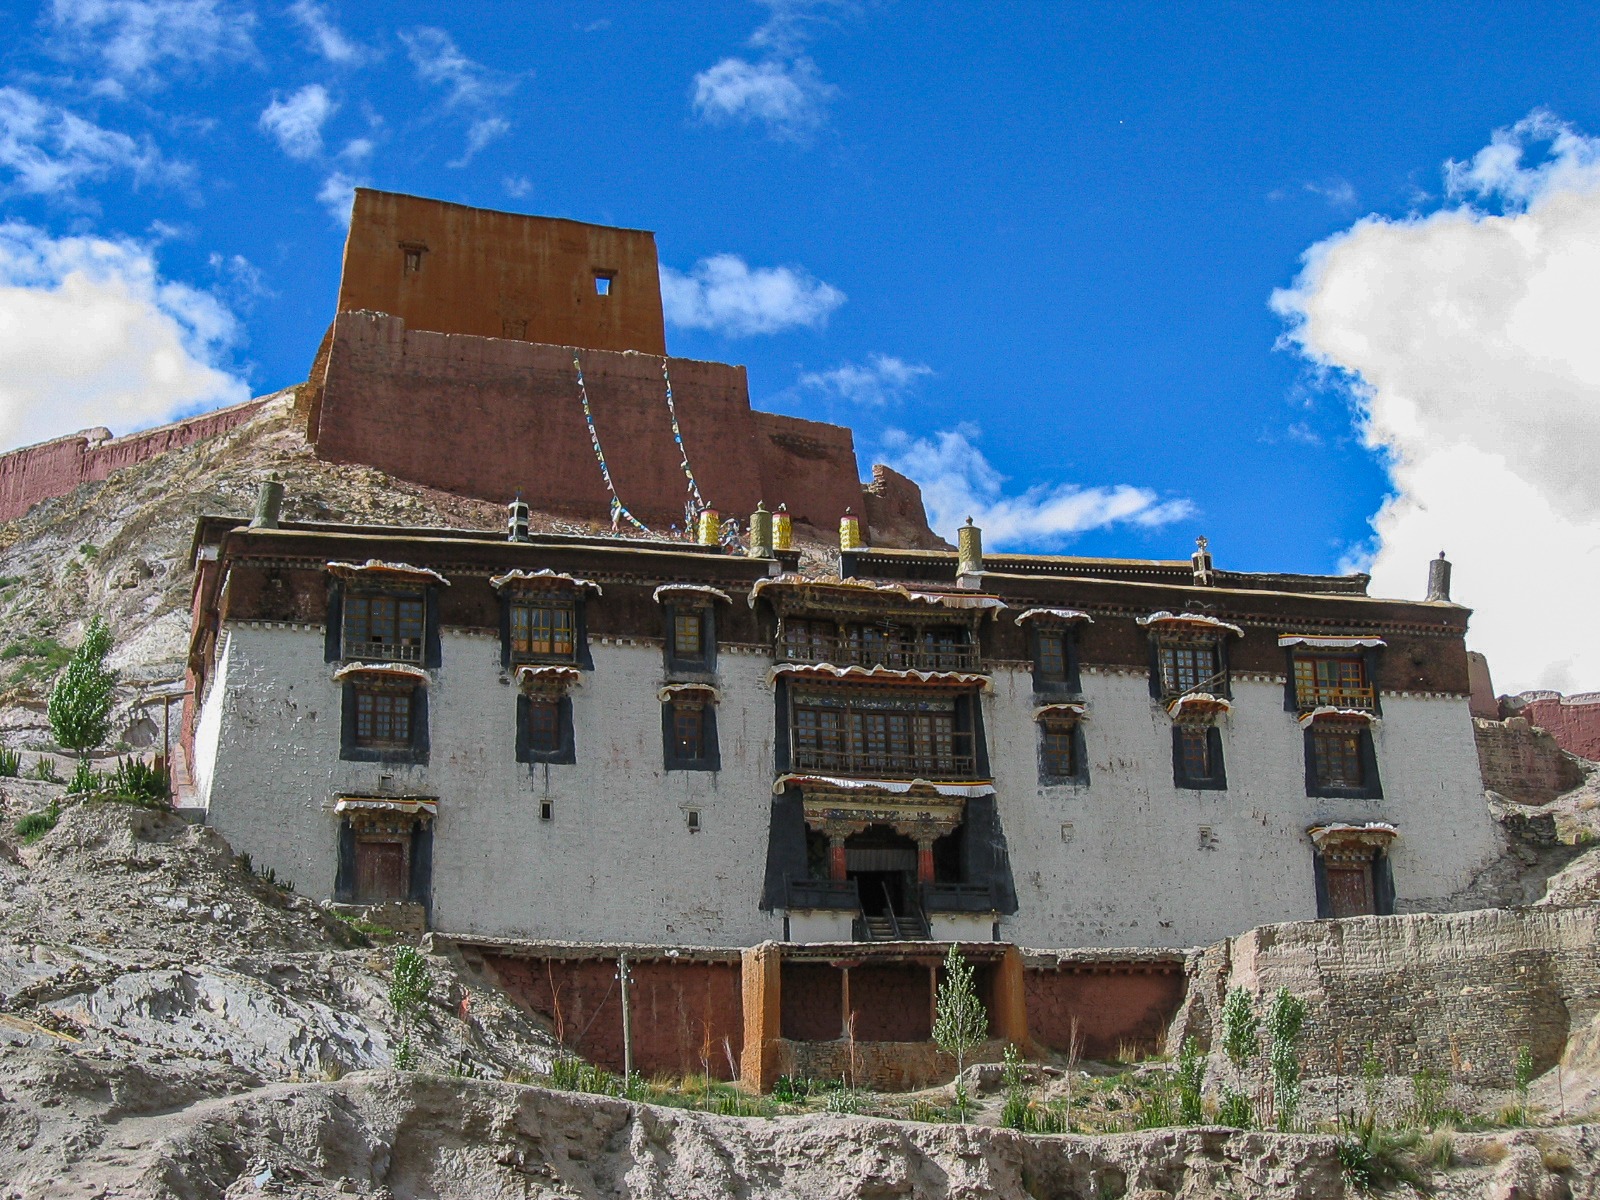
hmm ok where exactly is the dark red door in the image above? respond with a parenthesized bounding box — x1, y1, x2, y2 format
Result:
(355, 839, 408, 903)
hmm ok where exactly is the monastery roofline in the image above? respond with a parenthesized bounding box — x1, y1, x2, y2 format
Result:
(976, 570, 1470, 616)
(351, 187, 659, 239)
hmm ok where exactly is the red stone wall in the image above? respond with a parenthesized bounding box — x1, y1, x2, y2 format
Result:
(1515, 695, 1600, 763)
(310, 312, 881, 534)
(483, 953, 744, 1080)
(1024, 965, 1186, 1059)
(0, 397, 270, 523)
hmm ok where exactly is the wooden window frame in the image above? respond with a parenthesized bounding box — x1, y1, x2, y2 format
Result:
(1172, 723, 1227, 791)
(663, 695, 720, 771)
(508, 598, 578, 664)
(664, 603, 716, 675)
(1038, 717, 1088, 785)
(1303, 723, 1383, 799)
(340, 680, 428, 765)
(1149, 638, 1228, 702)
(1029, 624, 1081, 695)
(1287, 649, 1382, 715)
(517, 692, 576, 764)
(327, 580, 441, 668)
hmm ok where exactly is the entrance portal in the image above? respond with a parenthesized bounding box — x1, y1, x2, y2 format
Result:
(845, 825, 918, 917)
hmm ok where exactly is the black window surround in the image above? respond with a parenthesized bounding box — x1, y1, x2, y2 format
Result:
(339, 680, 429, 765)
(1147, 636, 1231, 702)
(662, 694, 720, 771)
(500, 590, 595, 671)
(334, 816, 434, 913)
(1171, 724, 1227, 791)
(325, 580, 443, 669)
(1037, 717, 1089, 786)
(516, 693, 576, 764)
(1303, 722, 1383, 800)
(1283, 646, 1384, 717)
(1313, 846, 1396, 918)
(1029, 623, 1082, 695)
(663, 601, 717, 676)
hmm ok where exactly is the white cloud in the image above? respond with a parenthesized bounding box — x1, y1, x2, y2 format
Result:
(748, 0, 848, 56)
(798, 353, 932, 406)
(287, 0, 368, 65)
(660, 253, 844, 336)
(316, 170, 360, 224)
(399, 27, 516, 109)
(258, 84, 333, 160)
(47, 0, 255, 87)
(0, 221, 249, 452)
(337, 136, 372, 162)
(0, 86, 186, 196)
(1273, 109, 1600, 692)
(447, 115, 509, 168)
(880, 424, 1195, 549)
(691, 56, 834, 141)
(503, 175, 532, 198)
(1303, 178, 1358, 209)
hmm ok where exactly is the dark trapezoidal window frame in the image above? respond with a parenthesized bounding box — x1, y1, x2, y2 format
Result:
(663, 693, 720, 771)
(1171, 723, 1227, 791)
(1303, 722, 1383, 800)
(340, 679, 429, 765)
(500, 590, 594, 671)
(1037, 716, 1089, 786)
(516, 692, 576, 765)
(1029, 623, 1082, 695)
(664, 602, 717, 675)
(325, 580, 442, 669)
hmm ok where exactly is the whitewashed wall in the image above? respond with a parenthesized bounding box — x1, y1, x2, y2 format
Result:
(986, 665, 1503, 949)
(197, 621, 783, 944)
(196, 623, 1499, 949)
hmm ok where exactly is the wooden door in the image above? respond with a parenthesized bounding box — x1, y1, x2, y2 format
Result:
(1327, 862, 1375, 918)
(355, 838, 409, 903)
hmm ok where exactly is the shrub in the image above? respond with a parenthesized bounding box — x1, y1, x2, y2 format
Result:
(14, 805, 59, 844)
(1218, 1087, 1254, 1129)
(1177, 1036, 1206, 1124)
(1266, 987, 1308, 1130)
(0, 747, 20, 777)
(389, 946, 432, 1025)
(772, 1074, 812, 1103)
(30, 757, 60, 783)
(105, 757, 169, 807)
(1337, 1118, 1422, 1190)
(1221, 987, 1259, 1071)
(67, 759, 101, 795)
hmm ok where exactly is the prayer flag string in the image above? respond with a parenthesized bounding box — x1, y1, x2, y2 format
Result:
(572, 351, 652, 534)
(661, 357, 707, 513)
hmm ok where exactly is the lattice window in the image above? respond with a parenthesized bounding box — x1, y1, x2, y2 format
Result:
(343, 592, 425, 662)
(672, 702, 706, 760)
(1157, 643, 1220, 697)
(510, 601, 575, 662)
(1311, 727, 1365, 788)
(1040, 721, 1079, 778)
(674, 609, 704, 660)
(1036, 630, 1067, 683)
(354, 687, 412, 748)
(1178, 727, 1211, 779)
(526, 699, 561, 754)
(1293, 656, 1374, 710)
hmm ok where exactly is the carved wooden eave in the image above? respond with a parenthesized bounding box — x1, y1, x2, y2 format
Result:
(769, 663, 993, 691)
(1308, 822, 1398, 852)
(1015, 607, 1094, 626)
(489, 568, 602, 595)
(332, 661, 430, 684)
(335, 795, 437, 833)
(1137, 611, 1244, 638)
(1298, 705, 1380, 727)
(795, 788, 972, 842)
(1034, 702, 1089, 722)
(1166, 692, 1232, 723)
(1278, 634, 1387, 649)
(774, 773, 996, 798)
(652, 583, 732, 605)
(749, 574, 1006, 620)
(657, 682, 721, 705)
(515, 664, 582, 698)
(327, 560, 450, 588)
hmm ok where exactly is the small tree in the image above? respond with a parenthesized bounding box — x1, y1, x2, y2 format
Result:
(932, 944, 989, 1121)
(389, 945, 432, 1070)
(48, 617, 116, 765)
(1266, 987, 1308, 1130)
(1221, 986, 1259, 1071)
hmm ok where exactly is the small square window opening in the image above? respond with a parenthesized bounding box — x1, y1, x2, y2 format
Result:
(594, 273, 614, 296)
(540, 799, 553, 821)
(686, 809, 701, 833)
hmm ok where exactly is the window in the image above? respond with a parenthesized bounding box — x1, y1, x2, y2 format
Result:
(663, 695, 719, 770)
(402, 245, 425, 275)
(355, 687, 411, 748)
(1172, 724, 1226, 790)
(526, 700, 560, 753)
(1036, 631, 1067, 681)
(782, 618, 833, 662)
(594, 272, 614, 295)
(1293, 656, 1375, 711)
(674, 609, 704, 660)
(516, 693, 575, 764)
(1029, 623, 1080, 693)
(1155, 642, 1221, 699)
(540, 799, 553, 821)
(1305, 722, 1382, 799)
(510, 601, 576, 662)
(665, 604, 715, 673)
(1039, 719, 1085, 783)
(685, 809, 701, 833)
(343, 592, 425, 662)
(340, 680, 428, 764)
(791, 695, 972, 779)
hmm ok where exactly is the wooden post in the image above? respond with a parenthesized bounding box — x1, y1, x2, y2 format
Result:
(829, 835, 848, 881)
(618, 951, 633, 1081)
(841, 966, 852, 1038)
(916, 838, 936, 884)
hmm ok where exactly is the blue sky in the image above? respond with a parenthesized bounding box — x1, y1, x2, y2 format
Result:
(2, 1, 1599, 689)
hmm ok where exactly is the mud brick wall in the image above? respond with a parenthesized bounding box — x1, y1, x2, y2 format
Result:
(0, 396, 269, 522)
(1475, 717, 1587, 804)
(484, 953, 744, 1080)
(1024, 961, 1187, 1059)
(1514, 695, 1600, 763)
(310, 312, 872, 534)
(1170, 907, 1600, 1087)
